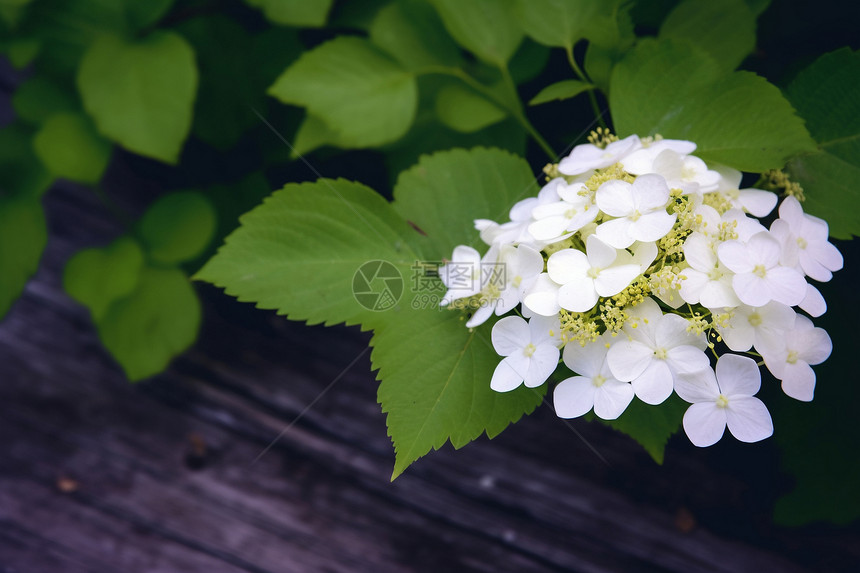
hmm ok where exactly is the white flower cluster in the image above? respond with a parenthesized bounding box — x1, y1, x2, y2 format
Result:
(439, 133, 843, 447)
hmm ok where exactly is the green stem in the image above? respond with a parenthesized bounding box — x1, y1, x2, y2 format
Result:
(417, 65, 557, 160)
(565, 45, 606, 129)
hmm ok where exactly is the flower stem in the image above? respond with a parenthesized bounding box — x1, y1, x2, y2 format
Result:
(565, 45, 607, 130)
(417, 65, 557, 160)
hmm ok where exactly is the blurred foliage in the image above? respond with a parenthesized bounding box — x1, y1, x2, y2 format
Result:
(1, 0, 858, 524)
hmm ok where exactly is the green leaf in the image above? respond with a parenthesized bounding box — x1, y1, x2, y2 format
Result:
(430, 0, 523, 66)
(12, 76, 77, 125)
(138, 191, 217, 265)
(33, 112, 111, 184)
(63, 237, 144, 321)
(180, 16, 267, 150)
(245, 0, 333, 27)
(369, 0, 462, 71)
(292, 114, 343, 157)
(392, 147, 537, 258)
(435, 84, 507, 133)
(98, 266, 200, 381)
(4, 37, 40, 68)
(507, 38, 551, 84)
(529, 79, 593, 106)
(196, 179, 425, 329)
(600, 395, 687, 464)
(375, 307, 545, 479)
(124, 0, 174, 29)
(659, 0, 757, 73)
(0, 124, 53, 199)
(516, 0, 631, 51)
(784, 48, 860, 239)
(77, 31, 198, 164)
(269, 36, 417, 148)
(610, 39, 816, 172)
(0, 195, 46, 318)
(383, 114, 526, 181)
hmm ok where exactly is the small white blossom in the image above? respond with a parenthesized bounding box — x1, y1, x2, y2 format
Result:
(717, 231, 806, 307)
(757, 314, 832, 402)
(490, 315, 562, 392)
(547, 234, 641, 312)
(528, 180, 599, 242)
(717, 301, 796, 353)
(675, 354, 773, 447)
(607, 297, 710, 405)
(770, 195, 843, 282)
(439, 245, 485, 305)
(558, 134, 640, 176)
(554, 335, 634, 420)
(595, 174, 676, 249)
(679, 233, 740, 309)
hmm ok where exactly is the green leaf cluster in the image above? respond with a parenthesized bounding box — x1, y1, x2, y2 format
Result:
(64, 192, 215, 380)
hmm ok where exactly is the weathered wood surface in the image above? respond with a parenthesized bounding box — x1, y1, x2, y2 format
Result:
(0, 176, 858, 573)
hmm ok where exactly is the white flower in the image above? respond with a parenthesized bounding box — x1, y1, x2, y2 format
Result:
(475, 218, 527, 247)
(679, 233, 740, 309)
(490, 315, 561, 392)
(595, 174, 676, 249)
(725, 188, 779, 218)
(464, 244, 544, 328)
(721, 208, 768, 241)
(757, 314, 832, 402)
(620, 139, 697, 174)
(770, 195, 843, 282)
(558, 134, 640, 176)
(650, 149, 721, 193)
(717, 231, 806, 307)
(675, 354, 773, 447)
(554, 335, 634, 420)
(547, 234, 641, 312)
(528, 180, 599, 242)
(607, 297, 709, 404)
(439, 245, 485, 304)
(717, 301, 796, 353)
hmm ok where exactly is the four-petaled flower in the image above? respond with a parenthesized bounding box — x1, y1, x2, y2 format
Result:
(490, 315, 562, 392)
(554, 334, 634, 420)
(675, 354, 773, 447)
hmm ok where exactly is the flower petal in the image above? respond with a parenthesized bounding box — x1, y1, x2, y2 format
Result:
(725, 397, 773, 442)
(606, 339, 653, 381)
(683, 402, 727, 447)
(628, 211, 676, 243)
(718, 240, 753, 273)
(593, 381, 635, 420)
(523, 274, 562, 316)
(596, 180, 635, 216)
(547, 248, 590, 284)
(798, 283, 827, 317)
(765, 266, 806, 306)
(630, 360, 674, 404)
(738, 189, 778, 217)
(490, 355, 526, 392)
(491, 315, 529, 356)
(558, 277, 599, 312)
(780, 361, 816, 401)
(553, 376, 596, 418)
(595, 218, 634, 249)
(594, 263, 640, 297)
(525, 344, 559, 388)
(563, 337, 608, 378)
(715, 353, 761, 397)
(675, 367, 719, 403)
